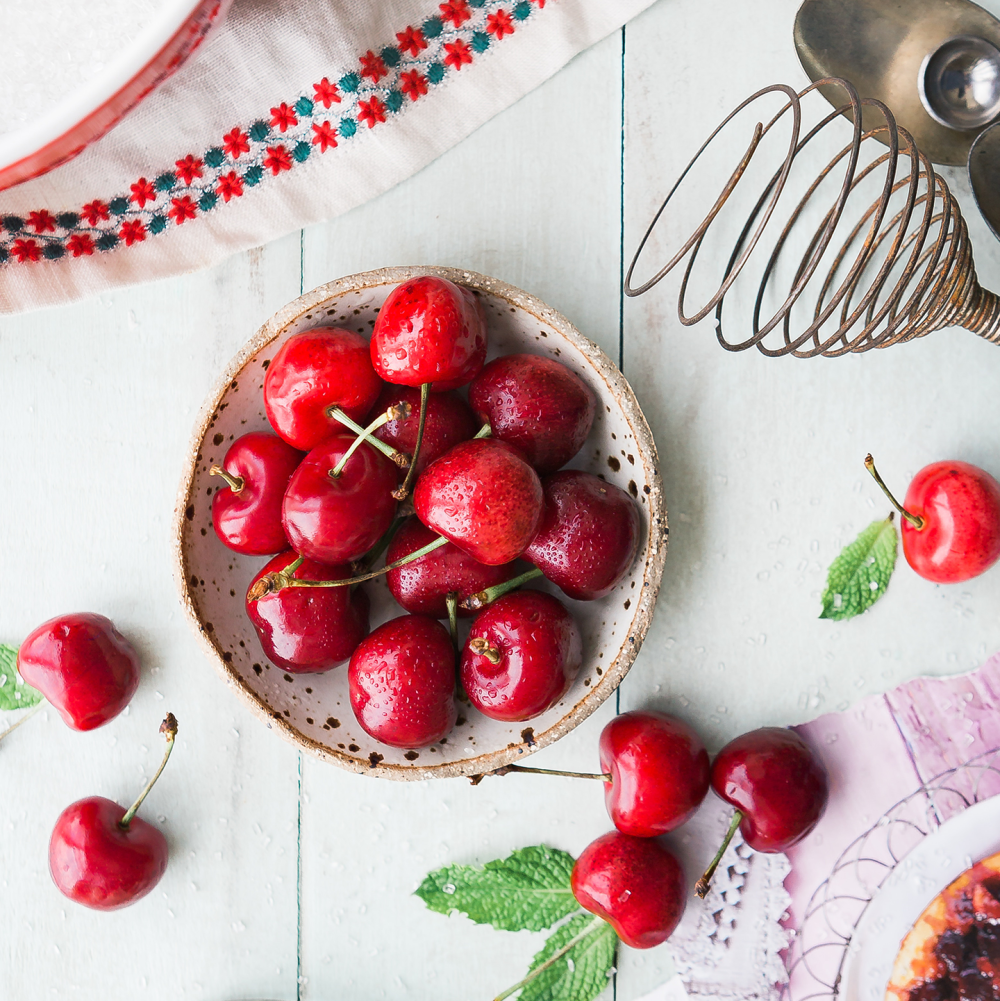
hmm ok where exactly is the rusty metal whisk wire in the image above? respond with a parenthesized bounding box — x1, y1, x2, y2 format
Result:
(625, 78, 1000, 357)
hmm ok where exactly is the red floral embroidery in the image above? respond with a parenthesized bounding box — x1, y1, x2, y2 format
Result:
(444, 39, 473, 69)
(486, 9, 515, 37)
(400, 70, 429, 102)
(396, 26, 427, 57)
(263, 145, 292, 175)
(175, 155, 204, 185)
(130, 178, 157, 207)
(169, 196, 198, 224)
(81, 201, 110, 226)
(10, 239, 41, 263)
(358, 97, 387, 129)
(313, 77, 341, 108)
(216, 171, 244, 202)
(27, 210, 56, 234)
(359, 50, 387, 82)
(119, 220, 146, 246)
(67, 234, 95, 257)
(223, 127, 250, 159)
(531, 0, 545, 6)
(311, 121, 338, 152)
(269, 103, 298, 133)
(439, 0, 471, 26)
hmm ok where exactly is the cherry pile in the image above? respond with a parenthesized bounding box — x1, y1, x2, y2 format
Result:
(210, 275, 642, 751)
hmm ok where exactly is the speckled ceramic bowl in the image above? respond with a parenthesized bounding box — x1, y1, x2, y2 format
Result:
(172, 267, 666, 779)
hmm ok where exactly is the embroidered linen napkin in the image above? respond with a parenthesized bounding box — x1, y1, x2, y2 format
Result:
(0, 0, 654, 313)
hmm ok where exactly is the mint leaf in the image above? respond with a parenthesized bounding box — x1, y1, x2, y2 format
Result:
(820, 515, 898, 621)
(517, 913, 617, 1001)
(415, 845, 578, 931)
(0, 644, 43, 711)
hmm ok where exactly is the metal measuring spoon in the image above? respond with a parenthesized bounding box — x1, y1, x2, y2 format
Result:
(970, 121, 1000, 240)
(795, 0, 1000, 165)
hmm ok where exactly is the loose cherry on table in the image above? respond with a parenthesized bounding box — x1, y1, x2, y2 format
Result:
(246, 550, 370, 673)
(210, 431, 304, 556)
(263, 326, 383, 451)
(469, 353, 596, 474)
(571, 829, 687, 949)
(461, 590, 582, 722)
(866, 454, 1000, 583)
(49, 714, 177, 910)
(696, 726, 829, 897)
(414, 437, 544, 566)
(525, 470, 641, 601)
(17, 613, 140, 732)
(282, 433, 398, 565)
(349, 614, 457, 748)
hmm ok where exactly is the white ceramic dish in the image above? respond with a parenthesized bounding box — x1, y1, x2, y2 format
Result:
(172, 266, 667, 779)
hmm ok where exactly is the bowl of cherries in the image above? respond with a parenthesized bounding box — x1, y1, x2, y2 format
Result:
(173, 266, 666, 779)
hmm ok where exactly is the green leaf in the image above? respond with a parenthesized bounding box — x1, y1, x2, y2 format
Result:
(0, 645, 43, 711)
(415, 845, 578, 932)
(820, 515, 898, 621)
(516, 913, 618, 1001)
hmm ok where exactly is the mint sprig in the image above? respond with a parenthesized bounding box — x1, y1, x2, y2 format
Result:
(417, 845, 617, 1001)
(820, 515, 898, 620)
(0, 644, 43, 712)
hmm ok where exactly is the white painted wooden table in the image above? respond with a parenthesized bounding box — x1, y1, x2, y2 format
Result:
(4, 0, 1000, 998)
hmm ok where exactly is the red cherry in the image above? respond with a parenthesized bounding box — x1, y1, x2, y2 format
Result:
(246, 550, 370, 673)
(469, 354, 596, 473)
(349, 615, 457, 748)
(210, 432, 303, 555)
(282, 434, 398, 564)
(600, 711, 710, 837)
(49, 715, 177, 910)
(385, 516, 516, 618)
(525, 471, 641, 600)
(461, 590, 581, 722)
(17, 613, 140, 731)
(900, 461, 1000, 583)
(711, 727, 828, 854)
(370, 276, 487, 390)
(571, 831, 686, 949)
(369, 384, 478, 477)
(414, 438, 543, 565)
(264, 327, 383, 451)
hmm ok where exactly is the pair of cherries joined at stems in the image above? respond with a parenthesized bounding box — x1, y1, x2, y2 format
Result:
(497, 709, 829, 950)
(7, 613, 177, 910)
(210, 275, 642, 750)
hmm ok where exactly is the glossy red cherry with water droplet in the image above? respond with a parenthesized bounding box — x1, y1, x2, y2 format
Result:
(525, 471, 641, 600)
(17, 613, 140, 731)
(210, 432, 303, 555)
(571, 830, 686, 949)
(600, 711, 710, 837)
(264, 326, 383, 451)
(414, 438, 543, 566)
(246, 550, 370, 672)
(461, 590, 581, 722)
(370, 276, 487, 390)
(282, 433, 397, 564)
(349, 614, 456, 748)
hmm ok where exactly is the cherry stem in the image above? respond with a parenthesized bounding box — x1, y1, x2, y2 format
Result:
(119, 714, 178, 831)
(0, 699, 46, 744)
(864, 454, 925, 530)
(446, 592, 459, 653)
(209, 465, 244, 493)
(331, 409, 406, 479)
(493, 915, 606, 1001)
(695, 809, 743, 898)
(468, 636, 502, 664)
(474, 422, 493, 440)
(478, 763, 612, 781)
(357, 515, 407, 576)
(461, 567, 544, 612)
(328, 406, 411, 468)
(392, 383, 430, 501)
(250, 535, 450, 599)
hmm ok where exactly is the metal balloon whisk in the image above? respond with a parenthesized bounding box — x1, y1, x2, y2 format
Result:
(625, 77, 1000, 357)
